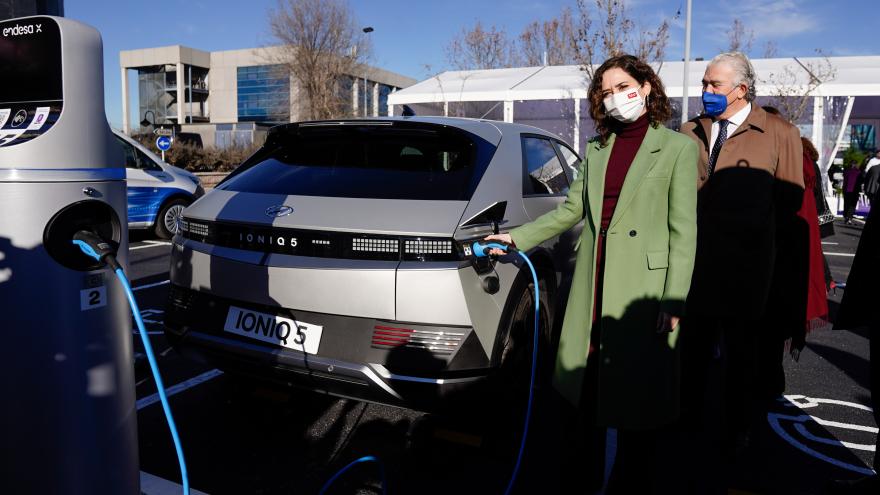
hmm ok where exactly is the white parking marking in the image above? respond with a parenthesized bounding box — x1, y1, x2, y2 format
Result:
(794, 423, 877, 451)
(821, 241, 839, 245)
(136, 369, 223, 410)
(825, 252, 856, 257)
(130, 241, 172, 251)
(133, 280, 170, 292)
(140, 471, 209, 495)
(769, 395, 877, 475)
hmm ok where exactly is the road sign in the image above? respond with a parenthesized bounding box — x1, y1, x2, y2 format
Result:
(156, 136, 172, 151)
(153, 128, 172, 137)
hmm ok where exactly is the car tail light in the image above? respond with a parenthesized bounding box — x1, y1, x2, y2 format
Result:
(352, 237, 399, 254)
(179, 218, 209, 237)
(371, 325, 465, 355)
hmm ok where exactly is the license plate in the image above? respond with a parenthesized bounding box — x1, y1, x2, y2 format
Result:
(223, 306, 322, 355)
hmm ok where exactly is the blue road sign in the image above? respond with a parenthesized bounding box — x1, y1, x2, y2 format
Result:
(156, 136, 172, 151)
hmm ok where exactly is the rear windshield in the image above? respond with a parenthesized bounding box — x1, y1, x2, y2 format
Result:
(218, 123, 497, 200)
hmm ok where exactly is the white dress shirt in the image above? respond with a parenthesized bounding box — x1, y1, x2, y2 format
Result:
(710, 103, 752, 152)
(866, 157, 880, 173)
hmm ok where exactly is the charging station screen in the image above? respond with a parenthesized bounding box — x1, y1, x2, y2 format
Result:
(0, 16, 62, 147)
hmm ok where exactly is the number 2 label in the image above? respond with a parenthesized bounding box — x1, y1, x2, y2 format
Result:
(80, 286, 107, 311)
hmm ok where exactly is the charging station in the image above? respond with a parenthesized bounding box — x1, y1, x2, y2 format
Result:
(0, 16, 139, 494)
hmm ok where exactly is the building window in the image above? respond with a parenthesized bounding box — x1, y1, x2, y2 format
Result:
(237, 65, 290, 123)
(378, 84, 393, 116)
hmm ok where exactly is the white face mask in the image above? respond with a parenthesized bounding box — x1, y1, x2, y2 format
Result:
(603, 88, 646, 123)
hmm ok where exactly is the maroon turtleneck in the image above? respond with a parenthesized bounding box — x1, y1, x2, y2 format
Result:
(601, 113, 649, 230)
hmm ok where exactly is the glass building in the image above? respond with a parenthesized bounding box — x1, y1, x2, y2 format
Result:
(236, 65, 290, 123)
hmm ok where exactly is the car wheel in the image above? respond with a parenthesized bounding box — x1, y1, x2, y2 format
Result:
(154, 198, 190, 239)
(497, 273, 552, 398)
(480, 272, 552, 457)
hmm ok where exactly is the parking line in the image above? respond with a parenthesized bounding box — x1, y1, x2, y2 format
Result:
(130, 241, 172, 251)
(136, 369, 224, 410)
(825, 252, 855, 257)
(133, 279, 170, 292)
(821, 241, 838, 245)
(140, 471, 209, 495)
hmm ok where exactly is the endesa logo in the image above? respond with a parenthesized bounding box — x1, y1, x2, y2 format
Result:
(2, 23, 42, 37)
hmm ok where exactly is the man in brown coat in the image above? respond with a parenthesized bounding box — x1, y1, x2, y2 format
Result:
(679, 51, 805, 492)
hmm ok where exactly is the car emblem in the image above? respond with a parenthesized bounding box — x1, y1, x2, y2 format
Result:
(265, 205, 294, 217)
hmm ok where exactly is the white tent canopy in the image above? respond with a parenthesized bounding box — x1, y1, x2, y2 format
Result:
(389, 56, 880, 105)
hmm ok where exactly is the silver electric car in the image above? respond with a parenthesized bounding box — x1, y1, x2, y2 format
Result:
(164, 117, 582, 410)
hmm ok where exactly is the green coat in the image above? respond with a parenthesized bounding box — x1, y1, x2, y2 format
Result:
(510, 123, 698, 429)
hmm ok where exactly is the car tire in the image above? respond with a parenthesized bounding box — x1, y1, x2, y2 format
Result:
(480, 270, 552, 456)
(154, 198, 190, 239)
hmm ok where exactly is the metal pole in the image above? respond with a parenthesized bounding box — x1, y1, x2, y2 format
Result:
(362, 27, 373, 118)
(681, 0, 693, 124)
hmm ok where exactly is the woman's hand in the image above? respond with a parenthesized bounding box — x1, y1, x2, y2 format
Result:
(656, 311, 680, 334)
(482, 233, 514, 256)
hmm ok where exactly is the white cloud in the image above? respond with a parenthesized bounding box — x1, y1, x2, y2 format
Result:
(719, 0, 819, 38)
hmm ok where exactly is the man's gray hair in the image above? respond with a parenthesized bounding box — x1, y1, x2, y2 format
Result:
(709, 51, 757, 102)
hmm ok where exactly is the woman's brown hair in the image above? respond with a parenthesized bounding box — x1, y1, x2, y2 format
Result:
(588, 54, 671, 146)
(801, 137, 819, 162)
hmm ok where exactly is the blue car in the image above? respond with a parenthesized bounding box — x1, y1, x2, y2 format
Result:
(114, 130, 204, 238)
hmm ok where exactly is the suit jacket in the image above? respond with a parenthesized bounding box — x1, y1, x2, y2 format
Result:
(681, 103, 805, 319)
(509, 123, 698, 429)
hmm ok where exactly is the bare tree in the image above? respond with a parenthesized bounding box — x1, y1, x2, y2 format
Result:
(634, 18, 670, 70)
(267, 0, 369, 120)
(763, 40, 779, 58)
(571, 0, 672, 79)
(519, 7, 578, 66)
(764, 50, 837, 124)
(726, 18, 754, 54)
(445, 21, 517, 70)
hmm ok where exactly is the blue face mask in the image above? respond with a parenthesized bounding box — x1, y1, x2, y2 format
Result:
(702, 91, 729, 117)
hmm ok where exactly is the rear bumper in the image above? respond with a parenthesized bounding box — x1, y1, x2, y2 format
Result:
(164, 285, 492, 410)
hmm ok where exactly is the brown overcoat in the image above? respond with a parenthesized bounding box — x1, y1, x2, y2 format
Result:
(680, 103, 805, 319)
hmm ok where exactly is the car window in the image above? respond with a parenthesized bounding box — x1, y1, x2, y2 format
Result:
(135, 148, 163, 172)
(219, 123, 497, 201)
(522, 136, 570, 195)
(555, 142, 580, 182)
(116, 137, 140, 170)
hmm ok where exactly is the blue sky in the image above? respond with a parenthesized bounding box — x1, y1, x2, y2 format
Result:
(64, 0, 879, 129)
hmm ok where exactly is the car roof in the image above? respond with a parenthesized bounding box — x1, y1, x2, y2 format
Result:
(271, 116, 567, 147)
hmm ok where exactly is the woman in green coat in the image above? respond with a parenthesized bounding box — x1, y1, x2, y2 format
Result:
(486, 55, 698, 492)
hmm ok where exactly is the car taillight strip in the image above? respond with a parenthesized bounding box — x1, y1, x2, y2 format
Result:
(179, 217, 464, 262)
(370, 324, 464, 355)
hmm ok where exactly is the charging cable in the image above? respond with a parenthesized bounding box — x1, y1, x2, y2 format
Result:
(321, 241, 540, 495)
(472, 241, 539, 495)
(72, 231, 190, 495)
(73, 231, 537, 495)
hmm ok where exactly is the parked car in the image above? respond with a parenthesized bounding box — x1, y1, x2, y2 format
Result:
(163, 117, 581, 411)
(114, 130, 204, 238)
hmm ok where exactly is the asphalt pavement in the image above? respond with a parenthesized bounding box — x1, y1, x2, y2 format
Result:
(126, 220, 875, 495)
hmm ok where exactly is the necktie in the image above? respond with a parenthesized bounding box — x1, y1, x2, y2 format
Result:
(708, 119, 729, 176)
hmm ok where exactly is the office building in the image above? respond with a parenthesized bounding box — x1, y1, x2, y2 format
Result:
(120, 45, 416, 148)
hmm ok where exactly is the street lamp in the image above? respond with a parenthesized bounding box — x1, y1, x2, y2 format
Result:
(362, 26, 373, 117)
(140, 110, 156, 129)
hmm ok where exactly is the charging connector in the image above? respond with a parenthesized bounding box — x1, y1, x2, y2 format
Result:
(72, 231, 190, 495)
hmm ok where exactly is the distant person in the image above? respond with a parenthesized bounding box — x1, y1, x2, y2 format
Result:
(864, 162, 880, 207)
(485, 54, 698, 494)
(842, 161, 864, 224)
(829, 185, 880, 494)
(680, 52, 804, 493)
(865, 150, 880, 173)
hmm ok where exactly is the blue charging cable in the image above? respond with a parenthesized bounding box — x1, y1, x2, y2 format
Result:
(321, 241, 539, 495)
(472, 241, 539, 495)
(73, 235, 190, 495)
(74, 233, 535, 495)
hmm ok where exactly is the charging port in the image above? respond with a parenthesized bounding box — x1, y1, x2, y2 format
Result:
(43, 199, 121, 271)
